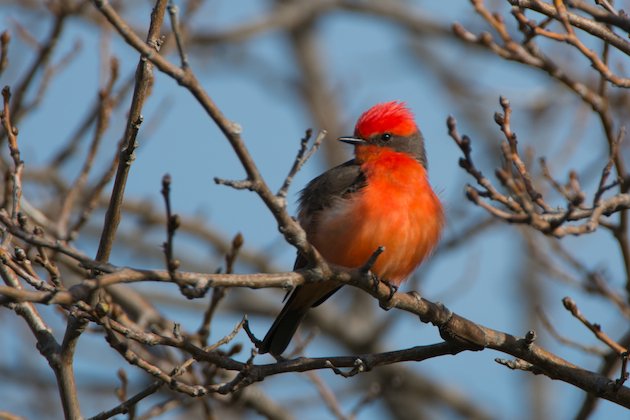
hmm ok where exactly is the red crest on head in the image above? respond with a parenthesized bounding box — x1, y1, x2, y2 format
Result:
(354, 101, 417, 138)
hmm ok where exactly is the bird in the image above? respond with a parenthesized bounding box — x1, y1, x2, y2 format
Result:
(258, 101, 444, 356)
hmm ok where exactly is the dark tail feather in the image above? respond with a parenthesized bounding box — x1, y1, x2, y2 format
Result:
(259, 280, 342, 355)
(259, 297, 308, 355)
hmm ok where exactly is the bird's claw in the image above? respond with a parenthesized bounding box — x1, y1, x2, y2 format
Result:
(385, 281, 398, 301)
(377, 279, 398, 311)
(369, 272, 381, 293)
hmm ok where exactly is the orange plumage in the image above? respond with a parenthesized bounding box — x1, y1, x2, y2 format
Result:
(259, 101, 444, 355)
(309, 146, 442, 284)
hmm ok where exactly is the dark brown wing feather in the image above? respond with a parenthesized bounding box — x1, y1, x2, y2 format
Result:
(258, 160, 366, 355)
(297, 159, 366, 227)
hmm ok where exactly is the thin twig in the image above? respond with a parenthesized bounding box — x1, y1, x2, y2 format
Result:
(536, 307, 607, 356)
(6, 7, 70, 126)
(1, 86, 24, 246)
(88, 381, 163, 420)
(50, 73, 134, 168)
(277, 129, 326, 200)
(167, 0, 189, 69)
(305, 371, 349, 420)
(596, 0, 620, 16)
(197, 233, 243, 346)
(594, 127, 624, 207)
(562, 297, 627, 354)
(495, 96, 550, 212)
(161, 173, 180, 280)
(67, 137, 125, 238)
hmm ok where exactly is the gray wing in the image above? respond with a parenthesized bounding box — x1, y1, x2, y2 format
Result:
(297, 159, 366, 227)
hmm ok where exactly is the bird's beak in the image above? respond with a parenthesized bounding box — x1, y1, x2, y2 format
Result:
(338, 136, 367, 146)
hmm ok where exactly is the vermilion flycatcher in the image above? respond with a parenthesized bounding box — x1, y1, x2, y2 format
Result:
(259, 101, 444, 355)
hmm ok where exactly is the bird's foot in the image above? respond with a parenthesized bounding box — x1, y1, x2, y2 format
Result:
(378, 279, 398, 311)
(367, 273, 398, 310)
(369, 272, 381, 293)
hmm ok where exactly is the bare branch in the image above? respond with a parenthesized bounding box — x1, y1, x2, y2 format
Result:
(167, 0, 189, 69)
(1, 86, 24, 222)
(87, 381, 163, 420)
(562, 296, 627, 355)
(277, 129, 326, 200)
(160, 173, 181, 281)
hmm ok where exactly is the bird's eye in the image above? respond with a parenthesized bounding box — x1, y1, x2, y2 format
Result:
(381, 133, 392, 142)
